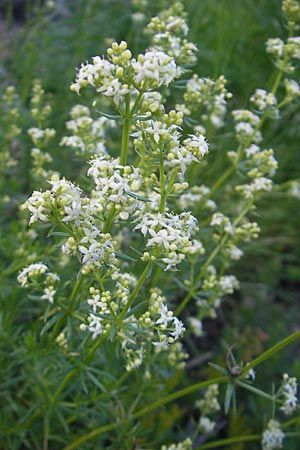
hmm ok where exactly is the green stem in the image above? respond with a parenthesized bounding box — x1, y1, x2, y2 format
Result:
(236, 380, 274, 402)
(69, 276, 83, 310)
(63, 423, 117, 450)
(118, 262, 151, 322)
(62, 376, 228, 450)
(214, 0, 225, 78)
(130, 91, 144, 116)
(242, 330, 300, 373)
(133, 376, 228, 419)
(120, 94, 131, 166)
(159, 146, 166, 213)
(102, 204, 116, 233)
(195, 434, 261, 449)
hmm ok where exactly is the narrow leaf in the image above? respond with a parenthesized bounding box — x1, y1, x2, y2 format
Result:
(225, 383, 234, 415)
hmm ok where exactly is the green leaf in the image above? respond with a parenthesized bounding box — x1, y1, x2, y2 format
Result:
(225, 383, 234, 415)
(47, 231, 70, 237)
(125, 191, 151, 202)
(67, 316, 72, 341)
(98, 111, 121, 120)
(208, 362, 228, 376)
(86, 370, 107, 392)
(115, 252, 137, 262)
(40, 310, 65, 335)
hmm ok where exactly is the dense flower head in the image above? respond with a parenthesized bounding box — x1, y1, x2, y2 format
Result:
(280, 373, 298, 415)
(145, 2, 198, 65)
(282, 0, 300, 22)
(87, 156, 142, 217)
(266, 33, 300, 72)
(17, 262, 59, 303)
(131, 50, 180, 90)
(81, 286, 186, 371)
(250, 89, 278, 118)
(135, 211, 201, 270)
(261, 420, 285, 450)
(161, 438, 192, 450)
(179, 74, 231, 129)
(236, 177, 273, 199)
(61, 105, 115, 157)
(177, 185, 216, 211)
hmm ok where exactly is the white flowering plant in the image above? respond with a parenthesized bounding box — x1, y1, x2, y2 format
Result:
(0, 0, 300, 449)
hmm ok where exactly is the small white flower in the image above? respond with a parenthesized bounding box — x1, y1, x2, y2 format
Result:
(170, 317, 185, 340)
(41, 287, 56, 303)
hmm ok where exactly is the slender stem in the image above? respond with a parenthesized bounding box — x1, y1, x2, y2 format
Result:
(120, 94, 131, 166)
(195, 434, 261, 449)
(130, 91, 144, 116)
(69, 276, 83, 310)
(242, 330, 300, 373)
(118, 261, 151, 322)
(102, 204, 116, 233)
(236, 380, 274, 402)
(214, 0, 225, 78)
(159, 146, 166, 213)
(63, 423, 117, 450)
(133, 376, 228, 419)
(62, 376, 228, 450)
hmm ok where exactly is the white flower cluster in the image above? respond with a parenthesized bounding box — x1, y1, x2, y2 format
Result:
(179, 74, 231, 130)
(71, 40, 179, 107)
(250, 89, 278, 118)
(22, 176, 119, 273)
(27, 79, 58, 183)
(196, 265, 239, 318)
(17, 262, 59, 303)
(0, 86, 21, 171)
(132, 50, 180, 90)
(232, 109, 262, 144)
(135, 211, 203, 270)
(231, 118, 278, 199)
(196, 384, 220, 434)
(60, 104, 115, 157)
(279, 373, 298, 415)
(87, 156, 142, 218)
(284, 78, 300, 102)
(81, 286, 186, 371)
(288, 179, 300, 198)
(261, 419, 285, 450)
(210, 212, 260, 259)
(236, 176, 273, 199)
(146, 2, 197, 65)
(166, 133, 209, 174)
(161, 438, 192, 450)
(177, 185, 216, 211)
(266, 35, 300, 72)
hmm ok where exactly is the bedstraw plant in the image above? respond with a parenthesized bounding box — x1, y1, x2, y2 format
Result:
(1, 0, 300, 449)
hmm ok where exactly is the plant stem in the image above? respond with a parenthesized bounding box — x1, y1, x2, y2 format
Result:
(120, 93, 131, 166)
(236, 380, 274, 402)
(118, 261, 151, 322)
(195, 434, 261, 449)
(62, 376, 229, 449)
(159, 146, 166, 213)
(242, 330, 300, 373)
(102, 204, 116, 233)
